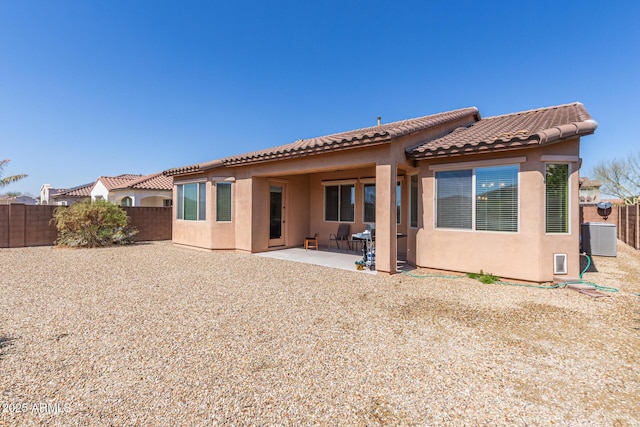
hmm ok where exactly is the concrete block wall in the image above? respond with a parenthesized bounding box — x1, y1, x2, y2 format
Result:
(579, 204, 618, 225)
(123, 207, 172, 242)
(0, 205, 9, 248)
(0, 204, 172, 248)
(25, 205, 58, 246)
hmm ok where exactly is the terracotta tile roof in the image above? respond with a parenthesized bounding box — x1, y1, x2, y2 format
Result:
(408, 102, 596, 160)
(97, 174, 143, 190)
(111, 172, 173, 191)
(163, 107, 479, 175)
(48, 188, 68, 197)
(53, 182, 94, 198)
(579, 177, 601, 188)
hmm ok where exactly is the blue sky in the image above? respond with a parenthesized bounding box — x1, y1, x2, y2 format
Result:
(1, 0, 638, 197)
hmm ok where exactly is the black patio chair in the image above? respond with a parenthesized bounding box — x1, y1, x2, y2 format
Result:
(329, 223, 351, 251)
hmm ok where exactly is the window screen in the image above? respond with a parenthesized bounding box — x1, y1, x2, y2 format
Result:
(546, 164, 569, 233)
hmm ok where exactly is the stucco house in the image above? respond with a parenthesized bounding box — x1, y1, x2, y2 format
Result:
(45, 182, 94, 205)
(0, 195, 37, 205)
(43, 173, 172, 207)
(90, 173, 173, 207)
(163, 102, 596, 282)
(579, 177, 601, 205)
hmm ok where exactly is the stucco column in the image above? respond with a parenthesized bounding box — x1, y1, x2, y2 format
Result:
(375, 161, 397, 275)
(234, 176, 253, 252)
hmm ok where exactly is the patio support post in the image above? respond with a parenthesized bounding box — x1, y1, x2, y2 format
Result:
(375, 161, 397, 275)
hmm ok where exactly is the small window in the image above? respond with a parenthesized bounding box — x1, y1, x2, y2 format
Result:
(163, 199, 172, 207)
(546, 164, 569, 233)
(363, 182, 402, 224)
(396, 181, 401, 225)
(121, 196, 132, 207)
(176, 182, 206, 221)
(324, 184, 354, 222)
(410, 174, 418, 228)
(363, 184, 376, 223)
(216, 182, 232, 222)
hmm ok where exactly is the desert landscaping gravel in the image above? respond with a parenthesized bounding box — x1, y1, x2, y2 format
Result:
(0, 241, 638, 426)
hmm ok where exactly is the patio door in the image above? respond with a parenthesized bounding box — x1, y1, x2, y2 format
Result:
(269, 184, 286, 246)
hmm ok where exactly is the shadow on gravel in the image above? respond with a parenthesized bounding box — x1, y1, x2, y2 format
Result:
(581, 254, 598, 273)
(0, 335, 16, 358)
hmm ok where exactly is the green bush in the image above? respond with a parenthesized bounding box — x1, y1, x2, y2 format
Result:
(467, 270, 499, 284)
(51, 199, 138, 247)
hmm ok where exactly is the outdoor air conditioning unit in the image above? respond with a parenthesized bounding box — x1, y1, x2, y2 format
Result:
(581, 222, 617, 257)
(554, 253, 568, 275)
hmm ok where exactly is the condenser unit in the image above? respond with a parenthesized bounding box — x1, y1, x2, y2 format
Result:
(581, 222, 617, 257)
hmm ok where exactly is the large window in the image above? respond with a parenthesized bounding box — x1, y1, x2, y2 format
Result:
(435, 165, 518, 232)
(475, 166, 518, 232)
(410, 174, 418, 228)
(324, 184, 354, 222)
(216, 182, 232, 222)
(176, 182, 206, 221)
(363, 182, 402, 224)
(545, 164, 569, 233)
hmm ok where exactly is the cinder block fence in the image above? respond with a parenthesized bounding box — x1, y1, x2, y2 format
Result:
(0, 204, 172, 248)
(618, 204, 640, 249)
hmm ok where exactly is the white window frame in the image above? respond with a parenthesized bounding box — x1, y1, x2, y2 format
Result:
(409, 173, 419, 229)
(176, 180, 207, 221)
(322, 180, 356, 223)
(361, 179, 402, 225)
(544, 162, 571, 235)
(215, 181, 233, 223)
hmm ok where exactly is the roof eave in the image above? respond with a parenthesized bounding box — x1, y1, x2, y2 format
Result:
(222, 136, 393, 167)
(537, 119, 598, 145)
(163, 159, 224, 177)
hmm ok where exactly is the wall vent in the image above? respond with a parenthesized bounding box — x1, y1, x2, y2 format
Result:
(554, 253, 568, 275)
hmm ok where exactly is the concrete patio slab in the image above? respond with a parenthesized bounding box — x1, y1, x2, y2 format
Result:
(254, 247, 413, 274)
(254, 247, 375, 274)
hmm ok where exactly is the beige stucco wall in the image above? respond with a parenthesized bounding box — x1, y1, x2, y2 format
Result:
(248, 174, 310, 252)
(169, 118, 584, 282)
(416, 139, 581, 282)
(171, 179, 212, 249)
(140, 196, 166, 207)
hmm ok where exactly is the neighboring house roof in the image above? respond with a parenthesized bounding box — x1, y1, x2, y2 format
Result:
(579, 177, 601, 188)
(52, 173, 171, 199)
(53, 182, 94, 198)
(163, 107, 480, 175)
(48, 188, 68, 197)
(96, 174, 144, 190)
(111, 172, 173, 191)
(0, 195, 37, 205)
(408, 102, 596, 160)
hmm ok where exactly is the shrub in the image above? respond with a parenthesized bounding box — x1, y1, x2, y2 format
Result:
(52, 199, 138, 247)
(467, 270, 499, 284)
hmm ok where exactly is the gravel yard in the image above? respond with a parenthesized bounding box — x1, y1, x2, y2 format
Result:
(0, 241, 638, 426)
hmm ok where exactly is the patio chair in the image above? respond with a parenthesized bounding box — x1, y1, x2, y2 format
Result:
(329, 223, 351, 251)
(304, 233, 319, 251)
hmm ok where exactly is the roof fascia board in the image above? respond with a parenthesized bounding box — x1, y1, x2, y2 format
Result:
(428, 156, 527, 171)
